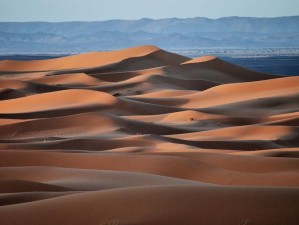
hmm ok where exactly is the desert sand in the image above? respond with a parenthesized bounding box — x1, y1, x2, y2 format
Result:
(0, 45, 298, 225)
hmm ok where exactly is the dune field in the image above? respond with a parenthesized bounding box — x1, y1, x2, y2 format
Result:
(0, 45, 298, 225)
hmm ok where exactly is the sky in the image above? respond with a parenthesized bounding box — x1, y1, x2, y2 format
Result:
(0, 0, 298, 22)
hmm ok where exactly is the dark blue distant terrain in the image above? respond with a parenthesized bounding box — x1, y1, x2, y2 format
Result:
(0, 16, 298, 52)
(223, 56, 299, 76)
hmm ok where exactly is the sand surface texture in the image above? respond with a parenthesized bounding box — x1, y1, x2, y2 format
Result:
(0, 45, 298, 225)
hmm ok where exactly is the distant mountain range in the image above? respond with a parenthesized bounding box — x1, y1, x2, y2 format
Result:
(0, 16, 298, 53)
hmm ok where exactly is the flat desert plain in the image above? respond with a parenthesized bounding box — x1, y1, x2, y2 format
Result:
(0, 45, 298, 225)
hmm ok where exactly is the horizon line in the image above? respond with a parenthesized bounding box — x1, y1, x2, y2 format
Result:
(1, 15, 299, 23)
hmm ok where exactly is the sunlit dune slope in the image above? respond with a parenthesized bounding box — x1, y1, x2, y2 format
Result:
(0, 45, 298, 225)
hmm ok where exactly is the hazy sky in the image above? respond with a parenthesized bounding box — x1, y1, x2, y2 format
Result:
(0, 0, 298, 22)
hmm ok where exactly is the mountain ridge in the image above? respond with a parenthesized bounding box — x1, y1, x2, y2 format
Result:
(0, 16, 298, 52)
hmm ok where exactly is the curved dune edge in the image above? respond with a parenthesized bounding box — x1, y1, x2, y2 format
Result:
(0, 45, 298, 225)
(1, 186, 299, 225)
(182, 55, 218, 64)
(0, 45, 189, 72)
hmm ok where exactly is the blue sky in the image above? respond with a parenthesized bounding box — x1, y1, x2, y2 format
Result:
(0, 0, 298, 22)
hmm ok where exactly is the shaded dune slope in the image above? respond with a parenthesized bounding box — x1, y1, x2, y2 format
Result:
(0, 45, 298, 225)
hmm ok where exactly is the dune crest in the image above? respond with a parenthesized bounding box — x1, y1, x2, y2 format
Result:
(182, 55, 218, 64)
(0, 45, 298, 225)
(0, 45, 189, 72)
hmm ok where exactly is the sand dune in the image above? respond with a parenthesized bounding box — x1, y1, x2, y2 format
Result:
(0, 45, 188, 72)
(0, 45, 298, 225)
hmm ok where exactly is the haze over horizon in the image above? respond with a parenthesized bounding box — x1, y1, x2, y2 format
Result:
(0, 0, 298, 22)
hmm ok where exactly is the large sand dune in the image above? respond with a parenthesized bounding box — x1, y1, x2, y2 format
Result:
(0, 45, 298, 225)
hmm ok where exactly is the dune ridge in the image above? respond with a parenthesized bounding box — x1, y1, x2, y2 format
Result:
(0, 45, 298, 225)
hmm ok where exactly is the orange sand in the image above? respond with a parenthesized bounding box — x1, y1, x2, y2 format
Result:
(0, 45, 298, 225)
